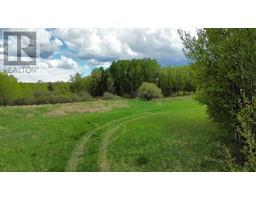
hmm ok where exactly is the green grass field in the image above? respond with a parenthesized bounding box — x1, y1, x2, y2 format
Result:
(0, 96, 230, 171)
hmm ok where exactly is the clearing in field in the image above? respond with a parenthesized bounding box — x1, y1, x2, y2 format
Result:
(0, 96, 230, 171)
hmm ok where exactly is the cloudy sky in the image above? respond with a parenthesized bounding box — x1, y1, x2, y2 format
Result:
(0, 28, 194, 82)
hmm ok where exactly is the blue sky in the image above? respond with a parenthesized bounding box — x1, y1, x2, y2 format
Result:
(0, 28, 192, 82)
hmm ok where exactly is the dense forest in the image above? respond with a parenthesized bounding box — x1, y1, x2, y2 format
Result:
(0, 58, 195, 105)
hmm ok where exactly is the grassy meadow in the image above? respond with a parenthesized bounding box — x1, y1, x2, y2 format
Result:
(0, 96, 230, 171)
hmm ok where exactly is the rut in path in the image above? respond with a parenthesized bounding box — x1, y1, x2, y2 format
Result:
(66, 111, 171, 172)
(65, 129, 96, 172)
(65, 112, 153, 172)
(98, 125, 121, 171)
(97, 112, 171, 171)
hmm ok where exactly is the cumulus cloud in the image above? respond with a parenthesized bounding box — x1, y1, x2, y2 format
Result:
(54, 28, 189, 66)
(13, 55, 83, 82)
(42, 55, 80, 70)
(39, 29, 63, 58)
(0, 44, 3, 55)
(86, 59, 112, 69)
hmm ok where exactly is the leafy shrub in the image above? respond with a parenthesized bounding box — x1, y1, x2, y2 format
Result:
(0, 72, 21, 105)
(78, 91, 93, 101)
(14, 92, 93, 105)
(137, 82, 163, 101)
(102, 92, 116, 100)
(225, 95, 256, 171)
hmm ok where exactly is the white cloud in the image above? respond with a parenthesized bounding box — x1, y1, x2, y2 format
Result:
(33, 56, 82, 82)
(86, 59, 111, 69)
(0, 45, 3, 55)
(54, 28, 190, 65)
(44, 55, 80, 69)
(1, 55, 83, 82)
(38, 29, 62, 58)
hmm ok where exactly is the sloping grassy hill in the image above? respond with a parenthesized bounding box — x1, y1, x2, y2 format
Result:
(0, 96, 229, 171)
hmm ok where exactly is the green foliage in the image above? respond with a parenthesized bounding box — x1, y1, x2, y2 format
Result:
(68, 58, 195, 100)
(0, 72, 21, 105)
(69, 68, 109, 97)
(225, 96, 256, 171)
(0, 75, 94, 106)
(89, 67, 109, 96)
(159, 66, 196, 96)
(102, 92, 116, 100)
(0, 59, 195, 106)
(109, 58, 161, 97)
(47, 83, 54, 92)
(137, 82, 163, 101)
(78, 90, 93, 101)
(70, 73, 85, 93)
(179, 28, 256, 169)
(179, 28, 256, 134)
(109, 58, 195, 97)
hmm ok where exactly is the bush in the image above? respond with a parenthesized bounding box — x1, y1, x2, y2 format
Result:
(225, 95, 256, 171)
(137, 82, 163, 101)
(78, 91, 93, 101)
(102, 92, 116, 100)
(0, 72, 21, 105)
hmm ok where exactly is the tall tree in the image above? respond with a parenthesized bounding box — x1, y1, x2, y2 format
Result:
(0, 72, 20, 105)
(109, 58, 161, 96)
(179, 28, 256, 141)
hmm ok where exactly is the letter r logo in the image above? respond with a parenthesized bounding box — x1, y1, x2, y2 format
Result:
(3, 31, 37, 66)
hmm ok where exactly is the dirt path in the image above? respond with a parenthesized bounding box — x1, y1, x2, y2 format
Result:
(98, 125, 121, 171)
(65, 112, 153, 172)
(65, 129, 97, 172)
(66, 111, 171, 172)
(97, 112, 170, 171)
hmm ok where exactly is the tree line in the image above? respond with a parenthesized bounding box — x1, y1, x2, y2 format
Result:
(179, 28, 256, 170)
(0, 58, 195, 106)
(70, 58, 196, 98)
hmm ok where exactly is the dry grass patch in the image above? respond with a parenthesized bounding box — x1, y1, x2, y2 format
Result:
(45, 100, 129, 117)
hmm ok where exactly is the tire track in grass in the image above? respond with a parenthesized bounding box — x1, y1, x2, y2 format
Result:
(66, 110, 173, 172)
(65, 129, 97, 172)
(97, 111, 173, 172)
(98, 125, 121, 171)
(65, 112, 154, 172)
(110, 123, 126, 142)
